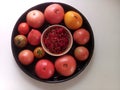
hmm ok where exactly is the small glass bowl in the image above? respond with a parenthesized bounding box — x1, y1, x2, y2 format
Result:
(41, 25, 73, 56)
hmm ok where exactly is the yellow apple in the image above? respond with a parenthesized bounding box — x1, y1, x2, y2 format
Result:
(64, 11, 83, 30)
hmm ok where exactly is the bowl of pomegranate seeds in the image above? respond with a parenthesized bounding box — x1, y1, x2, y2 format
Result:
(41, 25, 73, 56)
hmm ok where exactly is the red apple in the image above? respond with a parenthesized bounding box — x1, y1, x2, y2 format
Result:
(27, 29, 41, 46)
(35, 59, 55, 79)
(18, 22, 30, 35)
(74, 46, 89, 61)
(55, 55, 76, 76)
(18, 49, 34, 65)
(26, 10, 44, 28)
(73, 28, 90, 45)
(44, 4, 64, 24)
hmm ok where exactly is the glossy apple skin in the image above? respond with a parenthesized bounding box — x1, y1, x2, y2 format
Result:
(55, 55, 76, 76)
(27, 29, 41, 46)
(18, 22, 30, 35)
(64, 11, 83, 30)
(18, 49, 34, 65)
(35, 59, 55, 79)
(74, 46, 89, 61)
(44, 4, 64, 24)
(73, 28, 90, 45)
(26, 10, 45, 28)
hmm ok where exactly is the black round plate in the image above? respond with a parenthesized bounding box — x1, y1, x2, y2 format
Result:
(11, 2, 94, 83)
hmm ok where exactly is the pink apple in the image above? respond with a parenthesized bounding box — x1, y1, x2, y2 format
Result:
(26, 10, 45, 28)
(44, 4, 64, 24)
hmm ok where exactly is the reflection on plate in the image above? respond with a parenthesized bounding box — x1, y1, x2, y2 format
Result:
(11, 2, 94, 83)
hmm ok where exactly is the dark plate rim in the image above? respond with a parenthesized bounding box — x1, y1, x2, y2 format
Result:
(11, 2, 94, 83)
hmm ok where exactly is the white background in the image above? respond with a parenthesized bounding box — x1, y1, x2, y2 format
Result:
(0, 0, 120, 90)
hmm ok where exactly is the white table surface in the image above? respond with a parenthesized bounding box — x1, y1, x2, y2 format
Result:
(0, 0, 120, 90)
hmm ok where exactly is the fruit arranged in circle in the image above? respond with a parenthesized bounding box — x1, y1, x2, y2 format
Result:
(18, 22, 30, 35)
(74, 46, 89, 61)
(55, 55, 76, 76)
(64, 11, 83, 30)
(26, 10, 45, 28)
(27, 29, 41, 46)
(18, 49, 34, 65)
(33, 47, 45, 58)
(44, 4, 64, 24)
(12, 3, 93, 81)
(35, 59, 55, 79)
(73, 28, 90, 45)
(14, 35, 27, 48)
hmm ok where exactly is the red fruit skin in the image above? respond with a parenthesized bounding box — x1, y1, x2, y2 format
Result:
(18, 50, 34, 65)
(27, 29, 41, 46)
(73, 28, 90, 45)
(35, 59, 55, 79)
(18, 22, 30, 35)
(74, 46, 89, 61)
(44, 4, 64, 24)
(55, 55, 76, 76)
(26, 10, 45, 28)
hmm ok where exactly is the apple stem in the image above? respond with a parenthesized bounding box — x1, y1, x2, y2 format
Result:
(43, 67, 46, 70)
(63, 64, 68, 67)
(55, 9, 59, 14)
(74, 16, 78, 19)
